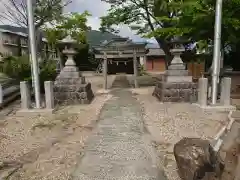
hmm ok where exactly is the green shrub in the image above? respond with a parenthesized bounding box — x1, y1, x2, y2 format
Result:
(0, 55, 32, 81)
(0, 55, 57, 93)
(139, 65, 147, 76)
(39, 58, 57, 92)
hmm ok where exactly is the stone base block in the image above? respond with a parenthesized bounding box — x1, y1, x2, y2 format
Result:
(168, 64, 186, 70)
(166, 75, 193, 82)
(54, 80, 94, 105)
(62, 66, 79, 72)
(16, 108, 55, 116)
(165, 69, 189, 76)
(153, 81, 197, 102)
(56, 71, 81, 79)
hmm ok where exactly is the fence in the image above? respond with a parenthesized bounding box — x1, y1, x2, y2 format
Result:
(187, 62, 205, 81)
(204, 71, 240, 98)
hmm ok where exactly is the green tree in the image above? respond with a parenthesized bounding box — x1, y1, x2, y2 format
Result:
(44, 11, 93, 69)
(0, 0, 71, 29)
(177, 0, 240, 51)
(100, 0, 188, 63)
(100, 0, 240, 64)
(44, 11, 91, 47)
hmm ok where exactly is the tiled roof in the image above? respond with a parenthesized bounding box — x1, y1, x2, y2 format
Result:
(146, 48, 165, 56)
(145, 43, 160, 49)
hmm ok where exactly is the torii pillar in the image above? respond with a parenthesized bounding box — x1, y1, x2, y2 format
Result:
(133, 49, 139, 88)
(103, 52, 108, 90)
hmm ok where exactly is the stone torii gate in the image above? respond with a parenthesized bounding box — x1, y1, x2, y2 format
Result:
(95, 39, 146, 89)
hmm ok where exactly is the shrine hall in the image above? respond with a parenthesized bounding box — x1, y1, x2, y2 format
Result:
(94, 38, 147, 88)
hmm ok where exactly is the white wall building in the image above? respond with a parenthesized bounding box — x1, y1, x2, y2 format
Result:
(0, 25, 58, 59)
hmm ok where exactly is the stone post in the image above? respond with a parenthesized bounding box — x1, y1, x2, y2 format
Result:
(198, 78, 208, 107)
(20, 81, 31, 109)
(220, 77, 231, 106)
(0, 84, 2, 104)
(57, 48, 63, 70)
(143, 55, 147, 71)
(103, 52, 108, 90)
(140, 56, 147, 71)
(44, 81, 54, 109)
(133, 49, 139, 88)
(81, 76, 86, 84)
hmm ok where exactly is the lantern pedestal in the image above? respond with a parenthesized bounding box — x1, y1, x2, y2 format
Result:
(54, 36, 94, 105)
(153, 47, 197, 102)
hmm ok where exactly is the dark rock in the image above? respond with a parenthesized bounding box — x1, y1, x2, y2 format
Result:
(174, 138, 224, 180)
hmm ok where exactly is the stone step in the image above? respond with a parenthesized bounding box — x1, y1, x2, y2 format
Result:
(112, 75, 130, 88)
(2, 85, 20, 96)
(0, 79, 20, 108)
(2, 79, 19, 88)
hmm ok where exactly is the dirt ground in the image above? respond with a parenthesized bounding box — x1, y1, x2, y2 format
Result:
(0, 75, 114, 180)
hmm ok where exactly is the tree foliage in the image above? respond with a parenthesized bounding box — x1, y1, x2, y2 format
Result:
(0, 55, 57, 92)
(100, 0, 184, 60)
(100, 0, 240, 61)
(177, 0, 240, 50)
(44, 11, 94, 70)
(44, 11, 91, 47)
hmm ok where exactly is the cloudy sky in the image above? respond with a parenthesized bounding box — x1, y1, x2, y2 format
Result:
(64, 0, 149, 42)
(0, 0, 157, 43)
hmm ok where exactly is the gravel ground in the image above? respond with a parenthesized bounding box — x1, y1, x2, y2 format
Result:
(0, 74, 231, 180)
(72, 89, 167, 180)
(0, 92, 112, 179)
(131, 86, 229, 180)
(0, 74, 115, 179)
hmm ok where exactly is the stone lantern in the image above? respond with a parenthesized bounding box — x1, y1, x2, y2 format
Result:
(168, 40, 186, 69)
(57, 35, 80, 78)
(54, 35, 94, 104)
(165, 39, 192, 82)
(152, 37, 197, 102)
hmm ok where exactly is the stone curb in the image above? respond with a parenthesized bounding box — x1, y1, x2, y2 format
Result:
(212, 110, 237, 152)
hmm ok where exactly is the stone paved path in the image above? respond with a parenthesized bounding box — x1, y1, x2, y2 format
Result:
(71, 88, 167, 180)
(111, 75, 131, 88)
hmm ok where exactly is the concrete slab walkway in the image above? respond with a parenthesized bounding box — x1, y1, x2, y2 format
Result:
(71, 89, 167, 180)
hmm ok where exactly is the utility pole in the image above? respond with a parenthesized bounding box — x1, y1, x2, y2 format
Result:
(27, 0, 41, 108)
(211, 0, 223, 104)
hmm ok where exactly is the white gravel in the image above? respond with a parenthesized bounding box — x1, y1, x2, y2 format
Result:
(132, 87, 229, 180)
(0, 93, 112, 179)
